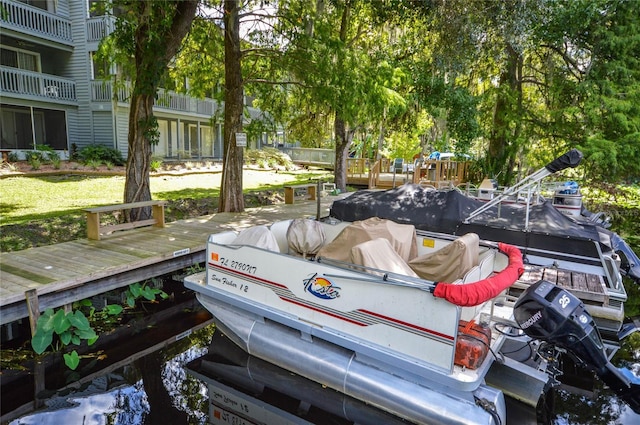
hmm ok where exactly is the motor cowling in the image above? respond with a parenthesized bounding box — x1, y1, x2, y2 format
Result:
(514, 280, 640, 413)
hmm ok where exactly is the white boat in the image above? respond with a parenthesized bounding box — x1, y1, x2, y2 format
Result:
(184, 216, 640, 424)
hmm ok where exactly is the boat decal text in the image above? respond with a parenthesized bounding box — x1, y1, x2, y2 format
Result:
(303, 273, 341, 300)
(206, 263, 454, 344)
(210, 253, 258, 275)
(520, 310, 543, 329)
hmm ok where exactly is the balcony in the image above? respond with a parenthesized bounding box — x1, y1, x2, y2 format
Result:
(1, 66, 76, 102)
(86, 16, 115, 43)
(91, 80, 217, 116)
(0, 0, 73, 45)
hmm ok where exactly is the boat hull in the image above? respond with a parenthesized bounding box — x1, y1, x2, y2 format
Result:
(186, 275, 506, 425)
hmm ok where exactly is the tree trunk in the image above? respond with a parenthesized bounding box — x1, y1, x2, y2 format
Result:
(219, 0, 245, 212)
(488, 43, 521, 185)
(334, 115, 353, 192)
(122, 0, 198, 219)
(124, 93, 154, 220)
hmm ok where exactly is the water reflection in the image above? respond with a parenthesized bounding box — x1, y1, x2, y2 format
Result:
(3, 309, 640, 425)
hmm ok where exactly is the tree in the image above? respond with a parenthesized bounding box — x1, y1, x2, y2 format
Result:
(108, 0, 198, 218)
(217, 0, 245, 212)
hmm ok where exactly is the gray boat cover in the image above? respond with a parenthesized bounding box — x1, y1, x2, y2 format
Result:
(287, 218, 326, 258)
(232, 225, 280, 252)
(317, 217, 418, 263)
(350, 238, 419, 278)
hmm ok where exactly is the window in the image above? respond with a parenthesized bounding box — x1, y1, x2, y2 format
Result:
(0, 106, 67, 150)
(0, 47, 41, 72)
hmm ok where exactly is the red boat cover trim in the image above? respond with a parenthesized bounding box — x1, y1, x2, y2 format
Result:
(433, 243, 524, 306)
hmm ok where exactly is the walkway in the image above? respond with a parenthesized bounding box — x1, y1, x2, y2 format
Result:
(0, 194, 348, 325)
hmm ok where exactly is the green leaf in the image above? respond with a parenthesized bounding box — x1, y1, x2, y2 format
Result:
(36, 308, 56, 333)
(87, 335, 99, 346)
(71, 335, 81, 345)
(104, 304, 123, 315)
(141, 287, 156, 301)
(76, 328, 98, 341)
(63, 351, 80, 370)
(31, 328, 53, 354)
(126, 296, 136, 308)
(60, 330, 72, 345)
(68, 310, 91, 330)
(129, 283, 142, 298)
(53, 309, 71, 334)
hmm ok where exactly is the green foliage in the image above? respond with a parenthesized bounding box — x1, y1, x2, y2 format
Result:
(79, 145, 125, 166)
(150, 157, 163, 172)
(124, 281, 168, 308)
(244, 148, 294, 170)
(31, 308, 99, 370)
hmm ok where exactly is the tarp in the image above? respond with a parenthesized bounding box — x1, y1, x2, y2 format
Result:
(408, 233, 479, 282)
(350, 238, 419, 278)
(287, 218, 326, 258)
(317, 217, 417, 263)
(433, 243, 524, 306)
(330, 185, 616, 258)
(232, 226, 280, 252)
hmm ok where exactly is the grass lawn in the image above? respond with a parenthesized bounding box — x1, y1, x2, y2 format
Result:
(0, 168, 331, 251)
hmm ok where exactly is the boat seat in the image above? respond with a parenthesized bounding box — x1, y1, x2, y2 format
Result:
(286, 218, 326, 258)
(317, 217, 417, 263)
(350, 238, 419, 278)
(408, 233, 480, 282)
(232, 225, 280, 252)
(269, 220, 293, 253)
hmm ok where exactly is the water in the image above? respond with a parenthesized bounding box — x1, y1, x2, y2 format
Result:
(2, 282, 639, 424)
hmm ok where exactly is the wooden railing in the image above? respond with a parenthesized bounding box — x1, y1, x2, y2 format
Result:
(412, 159, 471, 187)
(0, 0, 72, 44)
(0, 66, 76, 101)
(90, 80, 217, 116)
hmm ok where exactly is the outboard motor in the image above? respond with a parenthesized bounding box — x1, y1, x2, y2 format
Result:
(514, 280, 640, 413)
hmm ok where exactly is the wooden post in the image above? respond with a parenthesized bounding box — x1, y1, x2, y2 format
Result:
(284, 187, 295, 204)
(307, 184, 317, 201)
(25, 289, 40, 337)
(86, 211, 101, 240)
(152, 203, 166, 227)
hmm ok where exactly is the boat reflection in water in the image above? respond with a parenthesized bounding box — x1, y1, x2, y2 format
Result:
(186, 331, 413, 425)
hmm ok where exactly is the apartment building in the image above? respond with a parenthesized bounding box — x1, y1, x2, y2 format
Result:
(0, 0, 275, 161)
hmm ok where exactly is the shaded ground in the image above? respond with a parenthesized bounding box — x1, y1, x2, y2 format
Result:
(0, 190, 286, 252)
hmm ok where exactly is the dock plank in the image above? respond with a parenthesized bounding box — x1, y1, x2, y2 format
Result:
(0, 195, 342, 325)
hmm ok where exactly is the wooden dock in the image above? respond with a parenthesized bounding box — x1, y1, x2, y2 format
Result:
(0, 195, 343, 326)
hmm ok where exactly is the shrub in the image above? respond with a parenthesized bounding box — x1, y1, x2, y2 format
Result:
(150, 159, 163, 172)
(7, 152, 19, 162)
(79, 145, 125, 166)
(28, 157, 42, 170)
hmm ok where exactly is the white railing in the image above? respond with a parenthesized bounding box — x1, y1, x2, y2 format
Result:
(90, 80, 217, 116)
(0, 0, 73, 43)
(0, 66, 76, 101)
(86, 16, 115, 42)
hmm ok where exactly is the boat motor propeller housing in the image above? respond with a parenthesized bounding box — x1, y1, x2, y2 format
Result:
(514, 280, 640, 413)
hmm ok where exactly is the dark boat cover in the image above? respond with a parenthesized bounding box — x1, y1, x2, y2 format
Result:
(330, 184, 640, 283)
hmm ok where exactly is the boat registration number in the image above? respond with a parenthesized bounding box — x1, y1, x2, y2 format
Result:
(217, 256, 258, 275)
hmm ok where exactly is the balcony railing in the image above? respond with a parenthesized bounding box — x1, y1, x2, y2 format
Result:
(0, 66, 76, 101)
(0, 0, 73, 44)
(86, 16, 115, 42)
(90, 80, 217, 116)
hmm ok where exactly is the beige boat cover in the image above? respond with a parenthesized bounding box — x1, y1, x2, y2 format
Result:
(408, 233, 480, 282)
(350, 238, 419, 277)
(232, 225, 280, 252)
(316, 217, 417, 262)
(287, 218, 326, 258)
